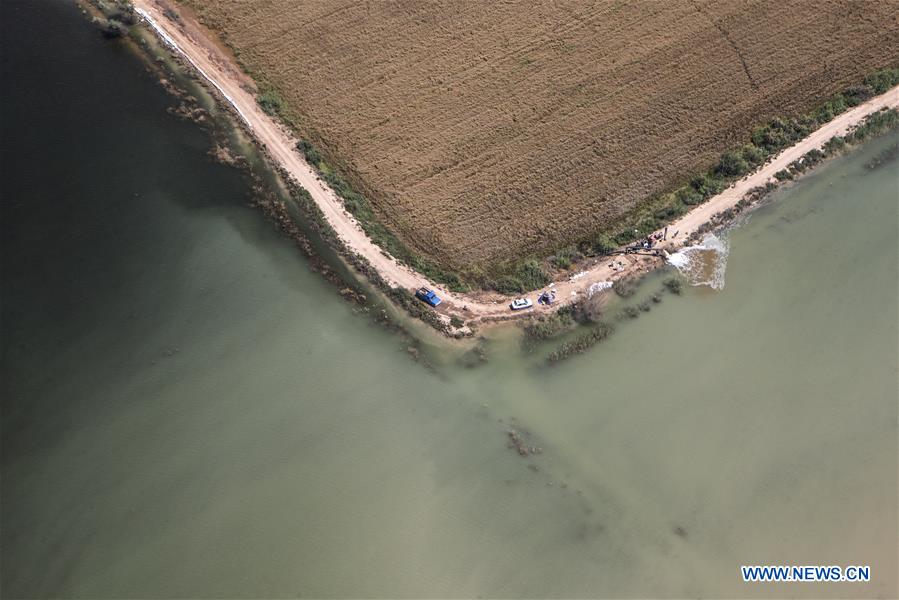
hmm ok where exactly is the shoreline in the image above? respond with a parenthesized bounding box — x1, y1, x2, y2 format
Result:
(131, 0, 898, 331)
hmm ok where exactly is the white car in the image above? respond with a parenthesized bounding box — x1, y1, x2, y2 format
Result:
(509, 298, 533, 310)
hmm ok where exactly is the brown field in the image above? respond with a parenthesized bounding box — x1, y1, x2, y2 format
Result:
(183, 0, 897, 271)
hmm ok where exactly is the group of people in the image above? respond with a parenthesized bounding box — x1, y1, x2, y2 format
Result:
(625, 226, 680, 254)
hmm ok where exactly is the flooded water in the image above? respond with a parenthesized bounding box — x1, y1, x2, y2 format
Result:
(2, 1, 896, 598)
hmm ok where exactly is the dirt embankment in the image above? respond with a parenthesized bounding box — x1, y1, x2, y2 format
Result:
(132, 0, 899, 329)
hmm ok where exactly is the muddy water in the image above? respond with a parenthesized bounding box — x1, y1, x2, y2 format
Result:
(2, 1, 897, 598)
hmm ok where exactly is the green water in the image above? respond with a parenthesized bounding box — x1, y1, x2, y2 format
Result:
(2, 2, 897, 598)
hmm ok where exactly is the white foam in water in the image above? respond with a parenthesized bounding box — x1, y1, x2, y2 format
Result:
(666, 233, 730, 289)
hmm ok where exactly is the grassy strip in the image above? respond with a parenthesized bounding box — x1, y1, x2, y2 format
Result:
(554, 69, 899, 257)
(294, 141, 468, 292)
(253, 61, 896, 295)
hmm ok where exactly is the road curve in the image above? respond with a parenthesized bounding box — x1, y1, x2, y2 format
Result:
(133, 0, 899, 326)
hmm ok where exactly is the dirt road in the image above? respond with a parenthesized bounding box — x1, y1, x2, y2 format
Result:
(133, 0, 898, 325)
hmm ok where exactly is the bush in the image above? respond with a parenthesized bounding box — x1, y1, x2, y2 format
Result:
(450, 315, 464, 329)
(846, 108, 899, 144)
(823, 135, 847, 155)
(676, 186, 705, 206)
(517, 260, 549, 289)
(690, 174, 724, 199)
(653, 203, 686, 221)
(617, 306, 640, 320)
(715, 150, 750, 177)
(571, 294, 604, 324)
(93, 16, 129, 38)
(740, 144, 767, 168)
(864, 68, 899, 94)
(550, 246, 580, 269)
(774, 169, 792, 181)
(663, 277, 682, 295)
(844, 84, 875, 107)
(257, 89, 284, 116)
(496, 260, 550, 293)
(523, 309, 575, 343)
(612, 277, 637, 298)
(296, 139, 322, 166)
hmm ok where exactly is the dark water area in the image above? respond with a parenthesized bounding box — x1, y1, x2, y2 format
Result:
(2, 0, 256, 452)
(2, 2, 897, 599)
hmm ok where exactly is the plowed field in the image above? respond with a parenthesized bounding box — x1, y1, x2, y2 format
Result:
(184, 0, 898, 269)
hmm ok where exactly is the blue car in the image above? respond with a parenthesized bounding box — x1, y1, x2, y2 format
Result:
(415, 287, 442, 307)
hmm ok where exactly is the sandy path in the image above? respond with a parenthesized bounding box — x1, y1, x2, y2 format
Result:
(134, 0, 898, 324)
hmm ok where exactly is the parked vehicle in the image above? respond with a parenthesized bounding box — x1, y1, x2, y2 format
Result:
(415, 287, 442, 307)
(509, 297, 533, 310)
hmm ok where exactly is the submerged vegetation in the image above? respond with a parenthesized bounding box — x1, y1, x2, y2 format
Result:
(522, 308, 576, 347)
(89, 0, 135, 38)
(546, 322, 616, 364)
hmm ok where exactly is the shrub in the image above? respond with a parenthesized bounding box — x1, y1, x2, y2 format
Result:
(516, 260, 551, 290)
(690, 174, 724, 199)
(296, 139, 322, 166)
(715, 150, 749, 177)
(450, 315, 464, 329)
(93, 16, 129, 38)
(844, 84, 875, 107)
(489, 260, 548, 294)
(663, 277, 682, 295)
(823, 135, 847, 155)
(847, 108, 899, 144)
(740, 144, 767, 168)
(653, 203, 685, 221)
(522, 309, 575, 343)
(676, 186, 705, 206)
(257, 89, 284, 116)
(617, 306, 640, 320)
(612, 277, 637, 298)
(774, 169, 793, 181)
(550, 246, 580, 269)
(864, 68, 899, 94)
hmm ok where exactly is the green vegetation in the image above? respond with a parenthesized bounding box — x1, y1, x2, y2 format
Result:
(617, 306, 640, 320)
(257, 87, 285, 116)
(549, 246, 581, 269)
(663, 277, 682, 295)
(581, 69, 899, 256)
(865, 68, 899, 94)
(612, 277, 638, 298)
(845, 108, 899, 144)
(546, 321, 615, 364)
(489, 260, 550, 294)
(522, 308, 575, 344)
(90, 0, 135, 38)
(246, 66, 897, 302)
